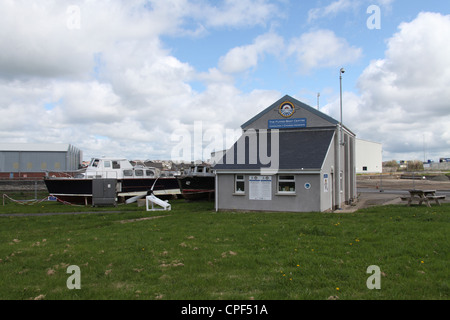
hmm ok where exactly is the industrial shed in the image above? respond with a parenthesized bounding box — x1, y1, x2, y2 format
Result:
(0, 143, 82, 179)
(355, 139, 382, 174)
(213, 95, 357, 212)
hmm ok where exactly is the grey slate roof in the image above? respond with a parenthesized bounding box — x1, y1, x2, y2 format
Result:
(213, 129, 335, 171)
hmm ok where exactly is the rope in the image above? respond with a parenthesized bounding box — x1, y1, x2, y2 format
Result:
(53, 196, 84, 207)
(2, 194, 83, 207)
(2, 194, 48, 206)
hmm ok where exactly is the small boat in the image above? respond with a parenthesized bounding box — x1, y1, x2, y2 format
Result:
(44, 157, 180, 204)
(176, 164, 215, 200)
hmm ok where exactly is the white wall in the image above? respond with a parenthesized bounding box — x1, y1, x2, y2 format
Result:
(356, 139, 382, 173)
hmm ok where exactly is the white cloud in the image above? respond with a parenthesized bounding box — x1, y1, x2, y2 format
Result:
(4, 1, 447, 165)
(219, 29, 362, 75)
(307, 0, 396, 23)
(374, 0, 395, 10)
(0, 0, 284, 160)
(219, 32, 284, 74)
(322, 12, 450, 161)
(0, 0, 280, 80)
(198, 0, 279, 28)
(308, 0, 356, 23)
(288, 30, 362, 73)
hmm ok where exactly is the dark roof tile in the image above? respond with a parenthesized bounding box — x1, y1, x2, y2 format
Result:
(213, 129, 334, 171)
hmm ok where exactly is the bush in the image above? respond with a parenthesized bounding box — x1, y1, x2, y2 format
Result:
(407, 160, 424, 171)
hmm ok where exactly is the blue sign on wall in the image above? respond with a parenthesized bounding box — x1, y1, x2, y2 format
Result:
(268, 118, 307, 129)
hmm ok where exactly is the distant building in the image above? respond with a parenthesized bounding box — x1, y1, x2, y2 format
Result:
(0, 143, 82, 179)
(355, 139, 382, 174)
(213, 95, 357, 213)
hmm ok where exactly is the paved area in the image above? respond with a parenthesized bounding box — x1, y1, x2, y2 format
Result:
(339, 176, 450, 213)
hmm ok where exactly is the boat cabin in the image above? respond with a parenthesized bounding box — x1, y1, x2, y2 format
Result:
(182, 165, 214, 176)
(76, 158, 160, 179)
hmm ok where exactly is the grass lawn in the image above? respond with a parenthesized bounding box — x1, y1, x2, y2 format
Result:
(0, 193, 448, 300)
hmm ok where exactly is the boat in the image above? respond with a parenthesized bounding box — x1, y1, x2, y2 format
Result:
(44, 157, 180, 204)
(176, 164, 215, 200)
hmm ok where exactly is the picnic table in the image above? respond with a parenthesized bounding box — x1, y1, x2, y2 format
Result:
(401, 190, 446, 207)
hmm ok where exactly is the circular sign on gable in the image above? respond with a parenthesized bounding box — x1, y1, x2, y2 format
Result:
(279, 101, 295, 118)
(304, 183, 311, 190)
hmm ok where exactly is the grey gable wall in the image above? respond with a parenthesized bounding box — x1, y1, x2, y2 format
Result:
(241, 95, 338, 131)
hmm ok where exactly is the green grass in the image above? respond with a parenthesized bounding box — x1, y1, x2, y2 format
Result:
(0, 193, 449, 300)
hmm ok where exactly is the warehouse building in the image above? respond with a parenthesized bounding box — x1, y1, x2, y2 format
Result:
(355, 139, 382, 174)
(213, 95, 357, 212)
(0, 143, 82, 179)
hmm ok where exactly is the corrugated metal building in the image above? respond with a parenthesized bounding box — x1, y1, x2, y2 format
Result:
(0, 143, 82, 179)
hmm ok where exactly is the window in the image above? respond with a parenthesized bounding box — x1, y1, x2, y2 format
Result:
(123, 170, 133, 177)
(278, 175, 295, 193)
(91, 159, 99, 167)
(112, 161, 120, 169)
(146, 170, 155, 177)
(104, 161, 111, 168)
(135, 169, 144, 177)
(363, 166, 368, 172)
(235, 175, 245, 193)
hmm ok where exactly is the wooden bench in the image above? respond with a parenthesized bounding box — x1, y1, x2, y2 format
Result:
(401, 196, 427, 207)
(426, 195, 446, 206)
(401, 191, 445, 207)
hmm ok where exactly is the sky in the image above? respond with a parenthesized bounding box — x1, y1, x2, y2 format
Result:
(1, 0, 449, 163)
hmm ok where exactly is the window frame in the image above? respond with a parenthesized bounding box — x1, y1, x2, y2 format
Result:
(234, 175, 245, 194)
(123, 170, 133, 177)
(277, 175, 296, 194)
(112, 161, 120, 169)
(134, 169, 144, 177)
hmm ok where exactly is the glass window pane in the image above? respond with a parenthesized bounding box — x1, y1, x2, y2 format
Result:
(135, 170, 143, 176)
(278, 175, 295, 192)
(235, 175, 245, 193)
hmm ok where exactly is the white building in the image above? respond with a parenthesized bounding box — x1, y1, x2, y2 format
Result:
(355, 139, 382, 174)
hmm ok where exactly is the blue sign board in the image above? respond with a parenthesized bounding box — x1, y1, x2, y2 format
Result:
(268, 118, 307, 129)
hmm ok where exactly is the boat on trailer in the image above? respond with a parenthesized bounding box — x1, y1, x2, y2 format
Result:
(176, 164, 215, 201)
(44, 157, 180, 205)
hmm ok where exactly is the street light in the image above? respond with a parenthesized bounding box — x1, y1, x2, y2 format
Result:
(337, 67, 345, 210)
(339, 68, 345, 138)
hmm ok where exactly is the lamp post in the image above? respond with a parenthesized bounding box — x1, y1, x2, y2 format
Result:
(340, 68, 345, 144)
(337, 67, 345, 210)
